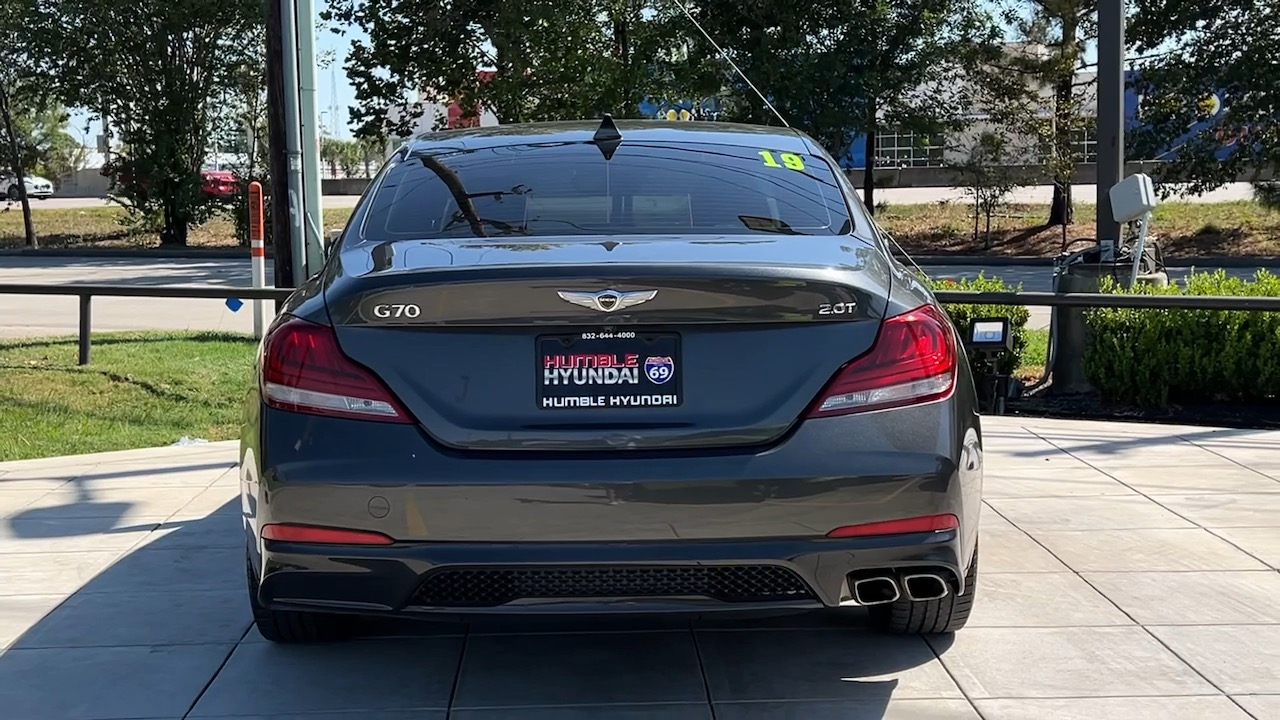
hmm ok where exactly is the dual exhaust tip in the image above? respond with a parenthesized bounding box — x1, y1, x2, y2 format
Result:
(849, 572, 950, 605)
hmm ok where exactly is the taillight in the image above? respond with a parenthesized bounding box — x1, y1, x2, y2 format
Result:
(806, 303, 957, 417)
(261, 316, 413, 423)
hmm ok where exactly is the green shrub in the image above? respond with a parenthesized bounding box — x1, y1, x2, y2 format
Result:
(924, 272, 1031, 377)
(1084, 270, 1280, 407)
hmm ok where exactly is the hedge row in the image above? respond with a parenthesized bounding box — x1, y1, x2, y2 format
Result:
(1084, 270, 1280, 407)
(924, 273, 1030, 377)
(925, 269, 1280, 409)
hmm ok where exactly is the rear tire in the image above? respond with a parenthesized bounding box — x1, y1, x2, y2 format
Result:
(870, 545, 978, 635)
(246, 559, 355, 643)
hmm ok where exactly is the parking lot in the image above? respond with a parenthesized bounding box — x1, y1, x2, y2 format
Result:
(1, 415, 1278, 719)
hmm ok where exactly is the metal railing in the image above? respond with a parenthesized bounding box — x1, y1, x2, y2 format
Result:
(0, 283, 292, 365)
(932, 290, 1280, 311)
(1, 283, 1279, 366)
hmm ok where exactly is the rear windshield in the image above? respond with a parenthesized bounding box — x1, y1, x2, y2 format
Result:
(356, 140, 854, 241)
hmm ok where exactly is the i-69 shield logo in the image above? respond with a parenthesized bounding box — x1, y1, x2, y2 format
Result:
(644, 356, 675, 385)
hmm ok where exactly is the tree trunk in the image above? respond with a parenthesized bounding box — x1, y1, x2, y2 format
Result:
(1048, 13, 1078, 227)
(862, 99, 877, 215)
(160, 199, 188, 246)
(973, 194, 980, 244)
(265, 0, 295, 295)
(1049, 180, 1074, 227)
(0, 82, 37, 249)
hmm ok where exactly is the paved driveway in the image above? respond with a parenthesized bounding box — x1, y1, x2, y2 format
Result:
(1, 415, 1279, 719)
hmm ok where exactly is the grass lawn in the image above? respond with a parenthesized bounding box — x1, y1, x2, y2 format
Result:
(0, 331, 258, 462)
(1018, 328, 1049, 382)
(2, 200, 1279, 258)
(880, 200, 1280, 257)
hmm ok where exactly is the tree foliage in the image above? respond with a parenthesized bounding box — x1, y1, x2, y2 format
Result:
(950, 131, 1023, 249)
(323, 0, 699, 140)
(34, 0, 264, 245)
(1129, 0, 1280, 196)
(976, 0, 1098, 227)
(684, 0, 1002, 213)
(0, 0, 51, 247)
(10, 105, 88, 182)
(320, 136, 382, 178)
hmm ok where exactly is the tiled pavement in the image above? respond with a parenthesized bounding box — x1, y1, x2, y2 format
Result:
(1, 416, 1278, 720)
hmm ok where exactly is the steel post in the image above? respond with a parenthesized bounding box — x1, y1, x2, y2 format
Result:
(280, 0, 307, 286)
(1096, 0, 1126, 259)
(295, 0, 325, 276)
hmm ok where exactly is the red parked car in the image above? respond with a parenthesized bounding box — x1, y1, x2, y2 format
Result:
(201, 169, 238, 198)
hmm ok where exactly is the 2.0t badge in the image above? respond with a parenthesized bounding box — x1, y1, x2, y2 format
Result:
(557, 288, 658, 313)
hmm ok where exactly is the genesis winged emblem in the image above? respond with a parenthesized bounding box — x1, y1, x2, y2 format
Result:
(556, 288, 658, 313)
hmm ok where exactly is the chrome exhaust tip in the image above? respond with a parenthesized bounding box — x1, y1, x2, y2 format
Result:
(851, 576, 901, 606)
(902, 573, 950, 601)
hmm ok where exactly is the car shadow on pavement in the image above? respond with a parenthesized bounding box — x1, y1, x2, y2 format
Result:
(0, 490, 953, 720)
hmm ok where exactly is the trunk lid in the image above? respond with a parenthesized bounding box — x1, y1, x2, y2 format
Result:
(325, 234, 893, 452)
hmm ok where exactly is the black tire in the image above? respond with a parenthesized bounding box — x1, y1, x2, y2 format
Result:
(246, 559, 355, 643)
(870, 544, 979, 635)
(6, 186, 18, 201)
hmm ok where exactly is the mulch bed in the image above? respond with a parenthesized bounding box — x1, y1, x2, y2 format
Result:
(1004, 392, 1280, 432)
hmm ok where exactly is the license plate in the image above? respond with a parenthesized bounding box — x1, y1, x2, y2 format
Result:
(537, 331, 682, 410)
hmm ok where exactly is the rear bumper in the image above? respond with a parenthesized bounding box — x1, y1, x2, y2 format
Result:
(255, 529, 965, 616)
(242, 392, 984, 616)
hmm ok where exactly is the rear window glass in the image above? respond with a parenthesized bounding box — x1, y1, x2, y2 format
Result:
(357, 140, 853, 241)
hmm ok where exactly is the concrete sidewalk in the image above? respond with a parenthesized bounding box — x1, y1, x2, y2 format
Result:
(1, 416, 1278, 719)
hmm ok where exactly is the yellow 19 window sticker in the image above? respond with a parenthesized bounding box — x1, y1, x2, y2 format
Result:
(758, 150, 806, 171)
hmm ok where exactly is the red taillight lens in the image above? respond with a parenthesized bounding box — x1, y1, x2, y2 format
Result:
(826, 514, 959, 538)
(262, 523, 396, 545)
(261, 316, 413, 423)
(806, 303, 957, 417)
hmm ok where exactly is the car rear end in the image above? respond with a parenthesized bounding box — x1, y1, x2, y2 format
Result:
(240, 121, 983, 639)
(201, 170, 237, 198)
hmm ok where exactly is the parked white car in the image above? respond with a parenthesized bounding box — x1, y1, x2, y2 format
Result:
(3, 175, 54, 201)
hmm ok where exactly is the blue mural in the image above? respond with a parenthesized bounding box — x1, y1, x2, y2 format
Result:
(637, 96, 729, 122)
(1124, 69, 1238, 162)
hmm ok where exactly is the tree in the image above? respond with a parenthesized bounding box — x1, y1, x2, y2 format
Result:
(322, 0, 697, 139)
(207, 20, 271, 247)
(8, 104, 88, 182)
(357, 136, 384, 177)
(320, 137, 364, 177)
(992, 0, 1098, 227)
(950, 131, 1023, 249)
(687, 0, 1002, 214)
(0, 0, 50, 248)
(35, 0, 264, 245)
(1128, 0, 1280, 197)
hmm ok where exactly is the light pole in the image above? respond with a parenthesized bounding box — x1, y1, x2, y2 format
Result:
(1096, 0, 1125, 259)
(1047, 0, 1130, 395)
(296, 0, 325, 277)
